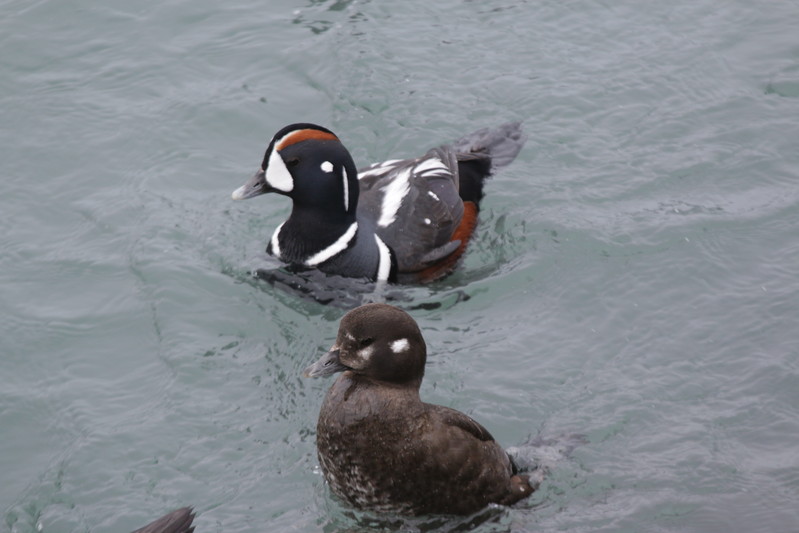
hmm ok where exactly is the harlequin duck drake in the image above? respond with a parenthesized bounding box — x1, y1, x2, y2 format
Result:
(232, 122, 526, 283)
(131, 507, 195, 533)
(303, 303, 536, 515)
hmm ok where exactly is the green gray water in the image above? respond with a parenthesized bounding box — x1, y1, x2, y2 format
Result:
(2, 1, 798, 532)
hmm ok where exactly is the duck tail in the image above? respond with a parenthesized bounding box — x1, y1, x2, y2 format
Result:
(506, 432, 588, 475)
(453, 121, 527, 171)
(453, 122, 527, 204)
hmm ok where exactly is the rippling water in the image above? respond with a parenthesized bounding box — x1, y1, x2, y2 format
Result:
(2, 1, 798, 532)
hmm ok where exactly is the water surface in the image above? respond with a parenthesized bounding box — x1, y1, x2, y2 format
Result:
(2, 1, 798, 532)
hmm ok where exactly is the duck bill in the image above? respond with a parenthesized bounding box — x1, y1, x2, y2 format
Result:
(303, 349, 349, 378)
(231, 169, 272, 200)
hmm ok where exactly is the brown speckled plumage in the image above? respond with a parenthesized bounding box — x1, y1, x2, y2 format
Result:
(305, 304, 535, 515)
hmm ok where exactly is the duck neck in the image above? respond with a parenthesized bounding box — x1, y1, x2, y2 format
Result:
(275, 207, 358, 265)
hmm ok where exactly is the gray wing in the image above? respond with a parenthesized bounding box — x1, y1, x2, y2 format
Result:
(358, 147, 464, 272)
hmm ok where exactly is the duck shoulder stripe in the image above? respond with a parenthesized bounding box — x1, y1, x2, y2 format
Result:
(374, 235, 393, 281)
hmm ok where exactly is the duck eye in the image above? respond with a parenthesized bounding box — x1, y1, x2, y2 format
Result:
(360, 337, 374, 347)
(286, 157, 300, 167)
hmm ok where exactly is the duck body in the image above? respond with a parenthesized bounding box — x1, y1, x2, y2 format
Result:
(233, 123, 526, 283)
(316, 374, 532, 515)
(304, 304, 535, 515)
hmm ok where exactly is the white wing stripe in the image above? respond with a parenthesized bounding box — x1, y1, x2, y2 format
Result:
(377, 168, 411, 228)
(413, 157, 448, 175)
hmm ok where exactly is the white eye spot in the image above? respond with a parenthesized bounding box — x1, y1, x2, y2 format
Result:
(428, 191, 440, 202)
(321, 161, 334, 173)
(390, 338, 409, 353)
(424, 218, 431, 225)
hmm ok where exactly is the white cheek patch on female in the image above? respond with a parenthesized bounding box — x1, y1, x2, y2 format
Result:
(358, 345, 374, 361)
(390, 338, 409, 353)
(265, 149, 294, 192)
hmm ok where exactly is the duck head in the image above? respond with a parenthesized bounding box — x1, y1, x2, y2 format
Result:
(232, 123, 359, 216)
(304, 303, 427, 387)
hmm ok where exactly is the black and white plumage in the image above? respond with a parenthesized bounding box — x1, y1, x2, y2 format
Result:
(303, 304, 536, 515)
(232, 122, 526, 283)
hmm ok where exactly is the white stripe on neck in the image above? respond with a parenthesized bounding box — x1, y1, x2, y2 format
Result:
(342, 167, 349, 212)
(270, 222, 285, 260)
(305, 222, 358, 266)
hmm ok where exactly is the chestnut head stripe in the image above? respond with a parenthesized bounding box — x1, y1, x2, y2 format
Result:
(276, 128, 339, 151)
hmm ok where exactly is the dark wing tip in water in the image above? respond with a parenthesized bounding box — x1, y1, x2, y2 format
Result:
(252, 266, 471, 311)
(130, 507, 195, 533)
(451, 122, 527, 170)
(254, 266, 377, 308)
(407, 289, 470, 310)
